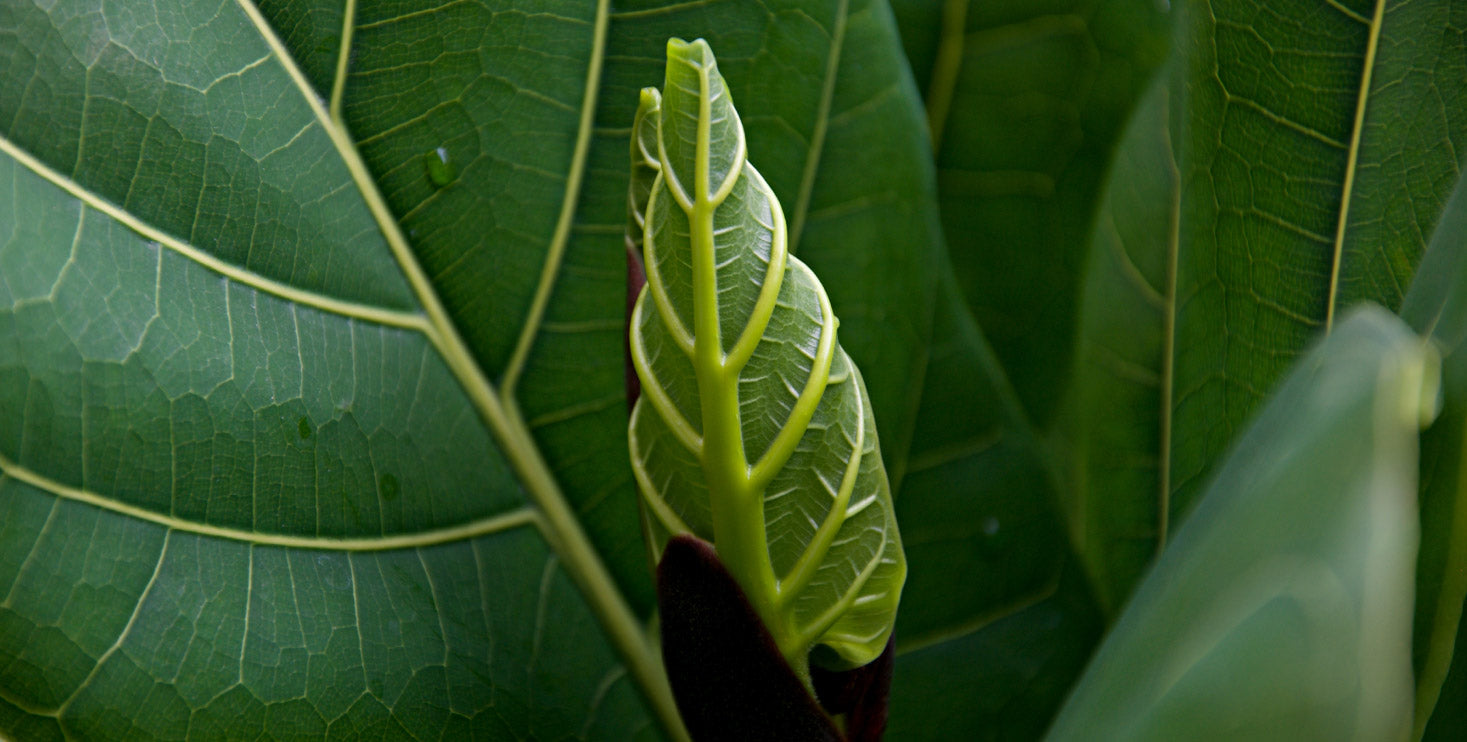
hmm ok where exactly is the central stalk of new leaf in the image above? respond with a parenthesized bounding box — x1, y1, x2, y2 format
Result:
(682, 66, 792, 673)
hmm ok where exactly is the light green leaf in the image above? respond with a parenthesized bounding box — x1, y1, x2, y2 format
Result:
(1047, 306, 1437, 742)
(628, 39, 905, 673)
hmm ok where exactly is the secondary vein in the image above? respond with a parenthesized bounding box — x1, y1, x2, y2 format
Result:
(0, 454, 540, 550)
(0, 132, 428, 332)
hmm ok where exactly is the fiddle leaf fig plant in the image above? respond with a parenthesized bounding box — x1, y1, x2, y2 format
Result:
(10, 0, 1467, 740)
(627, 38, 906, 678)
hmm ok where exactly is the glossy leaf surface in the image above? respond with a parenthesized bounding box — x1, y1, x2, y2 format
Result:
(628, 39, 905, 672)
(1048, 306, 1435, 742)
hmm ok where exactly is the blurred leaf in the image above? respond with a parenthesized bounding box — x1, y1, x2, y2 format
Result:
(1048, 306, 1436, 742)
(1401, 178, 1467, 739)
(1423, 624, 1467, 742)
(890, 0, 1171, 426)
(0, 0, 947, 738)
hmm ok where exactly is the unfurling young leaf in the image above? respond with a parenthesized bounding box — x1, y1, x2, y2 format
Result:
(627, 38, 907, 680)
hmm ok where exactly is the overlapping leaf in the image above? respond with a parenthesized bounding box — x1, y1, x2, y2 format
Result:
(1057, 73, 1177, 616)
(890, 0, 1171, 426)
(883, 1, 1172, 733)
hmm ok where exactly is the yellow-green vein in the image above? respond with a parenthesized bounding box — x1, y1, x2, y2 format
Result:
(626, 406, 697, 538)
(0, 454, 540, 551)
(641, 173, 697, 352)
(1325, 0, 1386, 332)
(629, 292, 704, 453)
(788, 0, 848, 255)
(0, 132, 428, 332)
(232, 2, 687, 738)
(329, 0, 358, 123)
(51, 531, 172, 719)
(749, 263, 837, 491)
(792, 529, 887, 653)
(726, 166, 789, 369)
(499, 0, 610, 401)
(776, 369, 863, 604)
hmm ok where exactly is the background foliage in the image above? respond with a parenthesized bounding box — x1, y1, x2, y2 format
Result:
(1, 0, 1466, 739)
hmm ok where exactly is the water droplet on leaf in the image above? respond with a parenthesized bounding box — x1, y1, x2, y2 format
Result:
(424, 147, 456, 187)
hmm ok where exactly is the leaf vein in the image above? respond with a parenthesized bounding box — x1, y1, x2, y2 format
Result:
(0, 132, 428, 332)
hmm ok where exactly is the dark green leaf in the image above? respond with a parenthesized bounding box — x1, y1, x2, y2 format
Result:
(1062, 0, 1467, 635)
(887, 560, 1101, 741)
(0, 0, 947, 738)
(1057, 71, 1176, 616)
(885, 272, 1089, 736)
(1168, 0, 1467, 518)
(891, 0, 1170, 426)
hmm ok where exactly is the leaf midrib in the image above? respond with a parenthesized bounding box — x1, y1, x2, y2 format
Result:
(922, 0, 968, 152)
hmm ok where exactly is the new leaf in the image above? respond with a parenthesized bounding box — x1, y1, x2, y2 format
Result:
(628, 39, 906, 675)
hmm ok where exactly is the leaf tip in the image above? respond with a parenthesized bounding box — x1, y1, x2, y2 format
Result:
(666, 37, 713, 67)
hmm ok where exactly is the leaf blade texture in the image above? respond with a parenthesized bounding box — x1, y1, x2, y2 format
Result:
(0, 1, 947, 739)
(628, 38, 906, 672)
